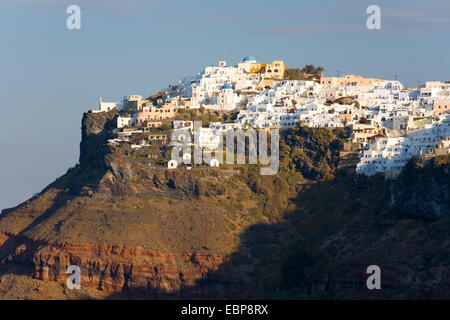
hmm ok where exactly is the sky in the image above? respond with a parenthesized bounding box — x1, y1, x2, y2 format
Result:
(0, 0, 449, 210)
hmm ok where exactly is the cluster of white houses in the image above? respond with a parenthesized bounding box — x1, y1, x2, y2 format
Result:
(356, 119, 450, 176)
(91, 56, 450, 176)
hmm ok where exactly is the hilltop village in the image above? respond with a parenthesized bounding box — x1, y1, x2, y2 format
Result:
(90, 56, 450, 177)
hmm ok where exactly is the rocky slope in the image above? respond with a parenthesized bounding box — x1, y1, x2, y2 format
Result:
(0, 111, 449, 299)
(0, 111, 268, 298)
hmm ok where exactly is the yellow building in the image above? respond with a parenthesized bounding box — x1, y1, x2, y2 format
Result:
(249, 60, 285, 79)
(249, 62, 265, 74)
(320, 74, 382, 87)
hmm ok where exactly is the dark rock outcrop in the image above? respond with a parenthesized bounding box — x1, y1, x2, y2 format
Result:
(389, 158, 450, 220)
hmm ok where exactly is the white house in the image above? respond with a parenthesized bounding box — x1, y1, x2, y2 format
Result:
(97, 97, 122, 112)
(117, 115, 135, 128)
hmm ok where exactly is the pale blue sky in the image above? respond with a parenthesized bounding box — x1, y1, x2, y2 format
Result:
(1, 0, 449, 210)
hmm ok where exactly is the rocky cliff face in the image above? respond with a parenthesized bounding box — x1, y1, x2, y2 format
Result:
(0, 111, 449, 299)
(389, 158, 450, 220)
(80, 110, 118, 168)
(0, 111, 251, 298)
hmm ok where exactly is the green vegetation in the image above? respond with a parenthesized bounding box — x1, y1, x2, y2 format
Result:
(283, 68, 303, 80)
(284, 65, 324, 80)
(300, 64, 324, 75)
(434, 155, 450, 166)
(175, 108, 235, 126)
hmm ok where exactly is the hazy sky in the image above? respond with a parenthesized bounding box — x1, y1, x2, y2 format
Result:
(1, 0, 449, 210)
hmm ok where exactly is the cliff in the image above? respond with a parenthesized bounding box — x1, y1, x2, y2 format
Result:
(0, 111, 449, 299)
(0, 111, 261, 298)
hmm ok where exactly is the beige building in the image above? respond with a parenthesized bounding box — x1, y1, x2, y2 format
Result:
(135, 104, 178, 125)
(350, 124, 379, 143)
(264, 60, 285, 79)
(122, 95, 151, 111)
(320, 74, 382, 87)
(433, 99, 450, 115)
(256, 79, 275, 91)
